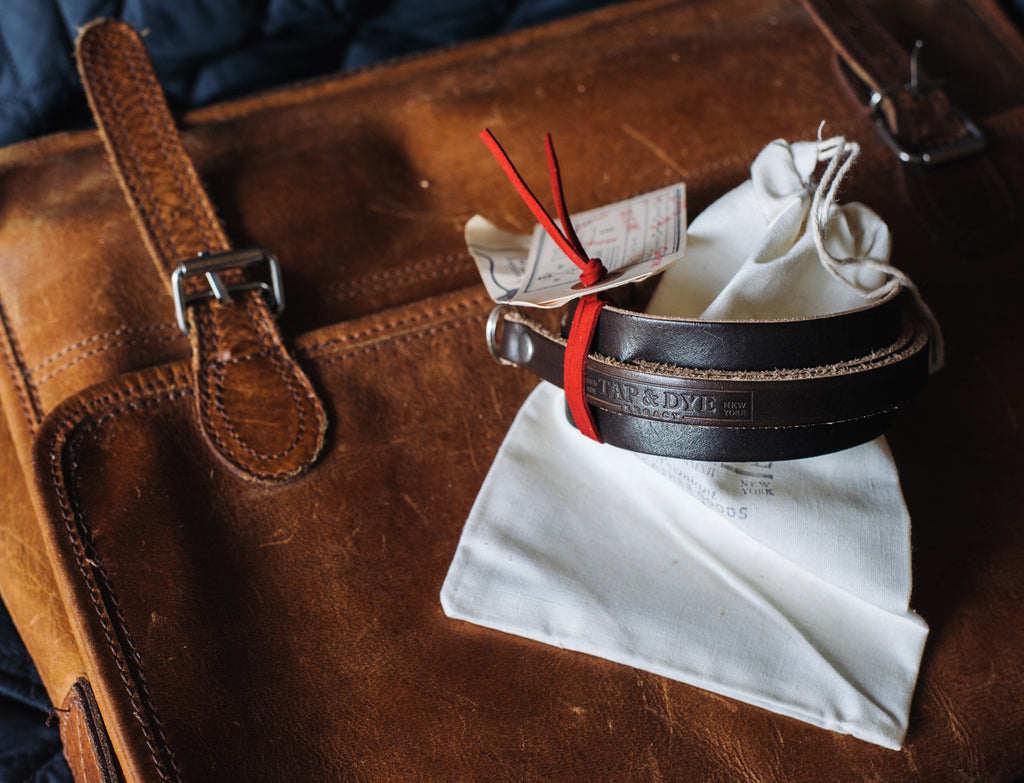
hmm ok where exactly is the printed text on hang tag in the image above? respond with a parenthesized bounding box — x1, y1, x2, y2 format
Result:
(464, 182, 686, 307)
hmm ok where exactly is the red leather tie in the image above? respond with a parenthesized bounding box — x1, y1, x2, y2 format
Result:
(481, 130, 606, 441)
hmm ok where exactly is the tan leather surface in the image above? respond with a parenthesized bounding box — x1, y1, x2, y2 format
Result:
(0, 415, 83, 705)
(1, 0, 1024, 780)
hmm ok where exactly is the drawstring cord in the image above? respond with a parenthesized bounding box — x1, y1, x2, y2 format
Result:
(813, 135, 944, 371)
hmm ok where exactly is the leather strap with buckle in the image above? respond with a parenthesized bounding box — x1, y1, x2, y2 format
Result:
(801, 0, 1018, 256)
(76, 20, 327, 483)
(488, 287, 930, 461)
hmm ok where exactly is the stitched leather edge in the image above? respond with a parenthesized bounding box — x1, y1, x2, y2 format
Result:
(78, 21, 232, 277)
(60, 678, 126, 783)
(36, 332, 186, 385)
(311, 311, 489, 366)
(43, 371, 190, 783)
(30, 323, 181, 373)
(78, 22, 330, 483)
(203, 303, 310, 464)
(324, 251, 474, 295)
(34, 289, 490, 781)
(190, 297, 327, 482)
(301, 293, 491, 354)
(0, 288, 44, 431)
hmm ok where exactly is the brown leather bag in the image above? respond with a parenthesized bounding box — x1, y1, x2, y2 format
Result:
(1, 0, 1023, 780)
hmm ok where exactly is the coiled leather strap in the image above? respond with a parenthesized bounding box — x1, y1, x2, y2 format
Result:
(490, 289, 929, 461)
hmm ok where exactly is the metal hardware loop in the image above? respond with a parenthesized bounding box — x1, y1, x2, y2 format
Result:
(172, 248, 285, 335)
(867, 41, 985, 166)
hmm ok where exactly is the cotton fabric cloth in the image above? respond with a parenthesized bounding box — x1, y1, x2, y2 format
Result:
(443, 138, 929, 749)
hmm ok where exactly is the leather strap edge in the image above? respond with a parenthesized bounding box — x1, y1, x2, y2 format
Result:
(60, 679, 126, 783)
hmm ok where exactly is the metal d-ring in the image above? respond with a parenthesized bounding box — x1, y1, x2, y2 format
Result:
(486, 304, 515, 365)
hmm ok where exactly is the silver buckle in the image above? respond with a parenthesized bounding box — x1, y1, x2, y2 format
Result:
(869, 82, 985, 166)
(867, 42, 984, 166)
(172, 248, 284, 335)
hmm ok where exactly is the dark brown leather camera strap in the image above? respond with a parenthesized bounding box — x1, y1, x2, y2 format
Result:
(490, 290, 930, 461)
(76, 19, 326, 483)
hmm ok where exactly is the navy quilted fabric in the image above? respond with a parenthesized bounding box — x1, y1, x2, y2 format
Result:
(0, 2, 618, 779)
(0, 0, 619, 146)
(0, 607, 69, 783)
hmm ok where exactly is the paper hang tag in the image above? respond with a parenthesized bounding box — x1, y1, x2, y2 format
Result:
(466, 183, 686, 307)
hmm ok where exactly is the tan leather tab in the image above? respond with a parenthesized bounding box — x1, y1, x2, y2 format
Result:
(75, 19, 231, 285)
(60, 679, 125, 783)
(191, 296, 328, 481)
(76, 20, 326, 481)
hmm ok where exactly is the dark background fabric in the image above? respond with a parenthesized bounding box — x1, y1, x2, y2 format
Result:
(0, 608, 68, 783)
(0, 0, 620, 147)
(0, 2, 618, 779)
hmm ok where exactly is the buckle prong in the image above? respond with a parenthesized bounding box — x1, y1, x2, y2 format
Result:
(172, 248, 284, 334)
(909, 40, 923, 97)
(203, 269, 233, 304)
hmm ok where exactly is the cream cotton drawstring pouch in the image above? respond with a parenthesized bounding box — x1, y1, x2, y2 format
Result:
(441, 137, 932, 749)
